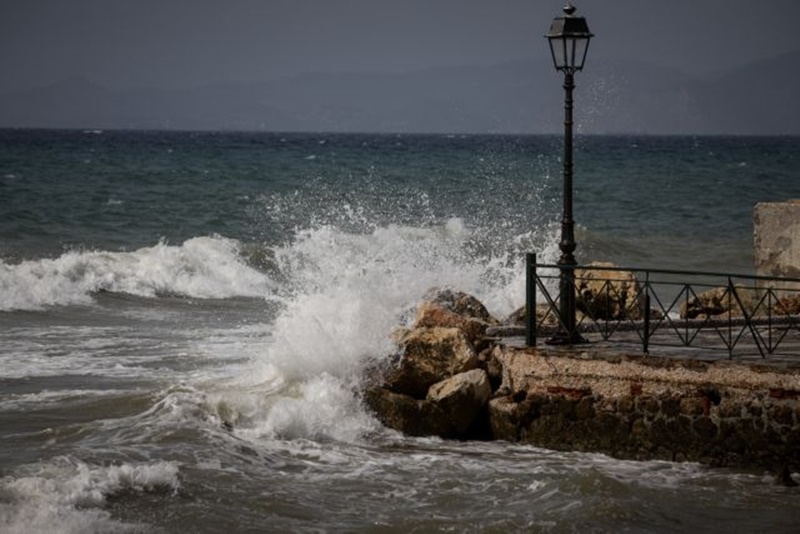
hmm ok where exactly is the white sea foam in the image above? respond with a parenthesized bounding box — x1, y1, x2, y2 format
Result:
(260, 221, 472, 381)
(260, 218, 559, 379)
(0, 389, 126, 411)
(214, 218, 560, 442)
(0, 235, 274, 311)
(0, 457, 179, 534)
(240, 373, 381, 443)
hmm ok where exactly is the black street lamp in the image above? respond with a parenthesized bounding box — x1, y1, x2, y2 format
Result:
(545, 3, 593, 345)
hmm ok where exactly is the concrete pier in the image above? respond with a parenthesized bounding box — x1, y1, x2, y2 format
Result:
(488, 342, 800, 476)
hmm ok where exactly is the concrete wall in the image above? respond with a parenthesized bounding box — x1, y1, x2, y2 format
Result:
(754, 201, 800, 282)
(489, 380, 800, 471)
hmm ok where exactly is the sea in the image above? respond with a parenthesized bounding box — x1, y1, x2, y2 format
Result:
(1, 129, 799, 533)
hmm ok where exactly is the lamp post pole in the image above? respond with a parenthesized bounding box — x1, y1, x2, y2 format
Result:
(555, 70, 579, 344)
(544, 3, 592, 345)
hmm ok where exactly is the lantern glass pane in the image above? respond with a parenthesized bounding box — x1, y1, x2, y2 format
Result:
(573, 37, 589, 70)
(548, 37, 568, 69)
(568, 39, 578, 68)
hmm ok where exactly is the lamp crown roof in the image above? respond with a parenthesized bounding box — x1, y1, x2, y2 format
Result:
(546, 4, 593, 39)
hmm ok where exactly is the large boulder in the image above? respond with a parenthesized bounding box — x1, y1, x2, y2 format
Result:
(364, 369, 491, 439)
(680, 285, 760, 319)
(415, 289, 498, 346)
(504, 303, 566, 327)
(383, 327, 478, 399)
(576, 262, 642, 320)
(775, 294, 800, 315)
(488, 396, 524, 442)
(364, 291, 502, 439)
(414, 301, 490, 346)
(422, 288, 498, 323)
(427, 369, 491, 435)
(362, 388, 428, 436)
(362, 388, 452, 437)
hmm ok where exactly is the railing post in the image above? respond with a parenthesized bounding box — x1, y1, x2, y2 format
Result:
(526, 253, 537, 347)
(727, 276, 734, 359)
(643, 272, 650, 354)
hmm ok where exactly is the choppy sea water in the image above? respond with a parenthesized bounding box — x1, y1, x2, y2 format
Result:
(1, 130, 799, 532)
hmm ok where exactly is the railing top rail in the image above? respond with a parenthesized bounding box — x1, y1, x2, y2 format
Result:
(532, 262, 800, 285)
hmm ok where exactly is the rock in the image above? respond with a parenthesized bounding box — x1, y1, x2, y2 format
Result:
(383, 327, 478, 399)
(364, 370, 491, 439)
(477, 348, 503, 392)
(504, 261, 667, 326)
(679, 285, 760, 319)
(414, 289, 498, 348)
(775, 294, 800, 315)
(414, 301, 490, 346)
(363, 388, 427, 436)
(504, 304, 561, 326)
(680, 287, 726, 319)
(422, 288, 498, 324)
(426, 369, 492, 435)
(488, 396, 523, 442)
(504, 306, 524, 325)
(576, 261, 642, 320)
(363, 297, 491, 438)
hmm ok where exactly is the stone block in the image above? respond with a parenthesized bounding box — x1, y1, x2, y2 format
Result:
(575, 397, 596, 420)
(636, 396, 660, 415)
(661, 397, 681, 418)
(718, 401, 743, 419)
(769, 404, 795, 426)
(680, 397, 706, 416)
(747, 401, 763, 418)
(617, 397, 635, 414)
(693, 416, 718, 440)
(754, 201, 800, 292)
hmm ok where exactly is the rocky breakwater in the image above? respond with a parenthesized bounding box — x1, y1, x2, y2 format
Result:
(364, 288, 800, 481)
(363, 289, 498, 439)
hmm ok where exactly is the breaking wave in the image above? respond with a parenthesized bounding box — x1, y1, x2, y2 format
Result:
(0, 235, 275, 311)
(0, 457, 179, 534)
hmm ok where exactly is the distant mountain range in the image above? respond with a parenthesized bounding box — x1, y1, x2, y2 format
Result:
(2, 51, 799, 134)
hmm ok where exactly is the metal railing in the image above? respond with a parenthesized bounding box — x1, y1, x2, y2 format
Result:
(524, 254, 800, 359)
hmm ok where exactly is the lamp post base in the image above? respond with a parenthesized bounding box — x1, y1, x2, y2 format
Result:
(545, 331, 588, 346)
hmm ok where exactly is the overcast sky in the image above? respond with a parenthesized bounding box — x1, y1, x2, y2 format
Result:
(2, 0, 800, 92)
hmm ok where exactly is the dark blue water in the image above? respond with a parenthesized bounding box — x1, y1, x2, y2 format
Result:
(5, 130, 797, 268)
(1, 130, 798, 533)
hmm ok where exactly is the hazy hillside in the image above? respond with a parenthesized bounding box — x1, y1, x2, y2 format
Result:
(1, 53, 799, 134)
(690, 50, 800, 134)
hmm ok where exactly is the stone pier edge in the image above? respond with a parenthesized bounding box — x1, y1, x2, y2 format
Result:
(487, 342, 800, 476)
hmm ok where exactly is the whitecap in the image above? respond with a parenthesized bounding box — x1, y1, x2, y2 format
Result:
(0, 457, 179, 534)
(0, 235, 275, 311)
